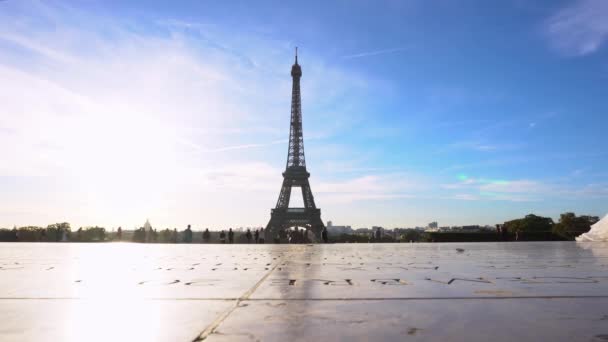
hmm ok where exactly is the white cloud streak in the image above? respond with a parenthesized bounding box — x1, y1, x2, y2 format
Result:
(545, 0, 608, 56)
(342, 47, 408, 59)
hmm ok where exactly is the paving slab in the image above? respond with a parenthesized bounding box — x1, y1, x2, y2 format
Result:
(1, 241, 607, 341)
(205, 298, 608, 342)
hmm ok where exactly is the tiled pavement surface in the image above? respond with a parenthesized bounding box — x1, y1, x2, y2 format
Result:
(1, 242, 607, 341)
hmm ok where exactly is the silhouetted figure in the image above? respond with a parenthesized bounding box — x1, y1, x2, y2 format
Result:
(322, 226, 328, 243)
(76, 227, 83, 242)
(203, 228, 211, 243)
(245, 229, 252, 243)
(184, 224, 193, 243)
(220, 230, 226, 244)
(259, 228, 265, 244)
(11, 227, 18, 242)
(228, 228, 234, 244)
(172, 228, 178, 243)
(254, 229, 259, 243)
(116, 227, 122, 241)
(375, 228, 381, 241)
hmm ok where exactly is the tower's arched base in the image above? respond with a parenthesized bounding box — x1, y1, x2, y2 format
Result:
(265, 208, 325, 243)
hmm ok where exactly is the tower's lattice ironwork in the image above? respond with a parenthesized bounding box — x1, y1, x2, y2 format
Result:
(265, 48, 325, 242)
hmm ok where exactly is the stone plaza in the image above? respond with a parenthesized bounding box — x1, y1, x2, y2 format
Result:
(1, 242, 608, 341)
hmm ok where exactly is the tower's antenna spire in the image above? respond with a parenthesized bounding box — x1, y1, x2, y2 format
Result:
(295, 46, 298, 64)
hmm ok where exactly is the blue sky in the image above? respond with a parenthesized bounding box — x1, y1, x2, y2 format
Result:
(0, 0, 607, 229)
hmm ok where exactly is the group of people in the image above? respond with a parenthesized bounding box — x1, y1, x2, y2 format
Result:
(209, 226, 329, 244)
(129, 225, 329, 244)
(272, 226, 328, 244)
(214, 228, 266, 244)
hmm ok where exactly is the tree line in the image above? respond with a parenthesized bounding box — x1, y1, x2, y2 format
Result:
(0, 212, 600, 243)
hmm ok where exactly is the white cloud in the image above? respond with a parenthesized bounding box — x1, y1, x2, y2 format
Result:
(545, 0, 608, 56)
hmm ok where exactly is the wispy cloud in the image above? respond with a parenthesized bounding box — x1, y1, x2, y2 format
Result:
(209, 139, 287, 152)
(316, 173, 426, 203)
(342, 47, 408, 59)
(441, 140, 524, 153)
(545, 0, 608, 56)
(441, 177, 547, 202)
(441, 175, 608, 203)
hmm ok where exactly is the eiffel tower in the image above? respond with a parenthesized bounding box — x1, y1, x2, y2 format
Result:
(265, 48, 325, 242)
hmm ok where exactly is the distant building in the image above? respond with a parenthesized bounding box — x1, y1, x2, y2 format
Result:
(453, 225, 481, 232)
(326, 221, 353, 236)
(354, 228, 372, 236)
(372, 226, 383, 237)
(143, 219, 153, 243)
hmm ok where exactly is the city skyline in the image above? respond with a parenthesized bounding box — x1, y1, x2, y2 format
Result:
(1, 0, 607, 229)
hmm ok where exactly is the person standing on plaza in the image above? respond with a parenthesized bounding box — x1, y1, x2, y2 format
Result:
(184, 224, 193, 243)
(228, 228, 234, 244)
(203, 228, 211, 243)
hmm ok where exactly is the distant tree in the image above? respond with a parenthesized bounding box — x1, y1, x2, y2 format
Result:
(330, 233, 370, 243)
(553, 212, 599, 240)
(0, 228, 18, 242)
(16, 226, 45, 241)
(46, 222, 70, 242)
(399, 229, 422, 242)
(85, 226, 106, 241)
(503, 214, 554, 233)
